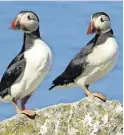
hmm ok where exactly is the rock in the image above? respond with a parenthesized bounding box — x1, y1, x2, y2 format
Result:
(0, 97, 123, 135)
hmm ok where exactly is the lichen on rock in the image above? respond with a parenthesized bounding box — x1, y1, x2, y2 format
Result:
(0, 97, 123, 135)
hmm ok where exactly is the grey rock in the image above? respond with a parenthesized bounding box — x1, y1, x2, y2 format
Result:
(0, 97, 123, 135)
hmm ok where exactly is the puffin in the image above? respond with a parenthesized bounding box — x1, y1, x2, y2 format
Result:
(49, 12, 119, 101)
(0, 11, 52, 116)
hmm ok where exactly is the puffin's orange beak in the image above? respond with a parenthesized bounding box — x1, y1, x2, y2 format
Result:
(10, 17, 24, 30)
(10, 18, 17, 29)
(87, 21, 96, 35)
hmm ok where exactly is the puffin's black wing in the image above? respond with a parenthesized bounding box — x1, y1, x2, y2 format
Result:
(49, 37, 98, 90)
(0, 54, 26, 97)
(7, 53, 24, 68)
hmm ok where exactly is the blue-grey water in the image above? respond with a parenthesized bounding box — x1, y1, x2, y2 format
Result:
(0, 1, 122, 121)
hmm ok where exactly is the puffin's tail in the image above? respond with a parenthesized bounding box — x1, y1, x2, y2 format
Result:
(49, 75, 71, 91)
(49, 75, 63, 91)
(49, 84, 56, 91)
(0, 88, 8, 97)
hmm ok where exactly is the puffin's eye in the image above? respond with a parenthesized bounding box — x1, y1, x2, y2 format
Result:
(27, 15, 31, 20)
(100, 17, 104, 22)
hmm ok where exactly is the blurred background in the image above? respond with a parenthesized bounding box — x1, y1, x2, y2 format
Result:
(0, 1, 122, 121)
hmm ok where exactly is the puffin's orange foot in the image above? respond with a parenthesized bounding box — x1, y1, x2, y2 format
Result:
(21, 110, 36, 117)
(88, 92, 107, 102)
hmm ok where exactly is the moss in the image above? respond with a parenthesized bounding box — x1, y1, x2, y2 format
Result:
(99, 108, 106, 115)
(36, 115, 48, 125)
(76, 123, 86, 134)
(97, 129, 109, 135)
(45, 122, 56, 135)
(57, 132, 65, 135)
(0, 117, 39, 135)
(63, 105, 71, 112)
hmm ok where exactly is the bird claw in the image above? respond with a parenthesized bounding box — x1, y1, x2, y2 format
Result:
(86, 92, 107, 102)
(91, 92, 107, 102)
(21, 110, 36, 117)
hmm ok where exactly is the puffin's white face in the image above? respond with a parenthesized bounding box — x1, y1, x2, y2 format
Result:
(94, 15, 111, 33)
(87, 12, 111, 34)
(10, 11, 39, 33)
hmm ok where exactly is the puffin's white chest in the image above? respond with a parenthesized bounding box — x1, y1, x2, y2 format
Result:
(11, 39, 52, 99)
(76, 37, 119, 86)
(25, 40, 48, 71)
(87, 37, 118, 65)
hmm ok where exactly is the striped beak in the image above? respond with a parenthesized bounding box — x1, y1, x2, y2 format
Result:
(10, 17, 24, 30)
(87, 21, 96, 35)
(10, 18, 17, 29)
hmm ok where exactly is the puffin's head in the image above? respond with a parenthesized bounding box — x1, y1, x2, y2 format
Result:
(10, 11, 39, 33)
(87, 12, 111, 35)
